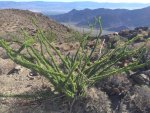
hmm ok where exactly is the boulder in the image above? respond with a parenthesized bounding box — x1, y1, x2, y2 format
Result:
(130, 73, 149, 85)
(0, 58, 15, 75)
(119, 29, 137, 39)
(0, 47, 8, 59)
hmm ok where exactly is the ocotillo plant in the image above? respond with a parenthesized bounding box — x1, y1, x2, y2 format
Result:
(0, 18, 150, 98)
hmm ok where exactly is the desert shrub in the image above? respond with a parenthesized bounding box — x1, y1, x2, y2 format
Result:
(85, 87, 112, 113)
(124, 85, 150, 113)
(0, 18, 150, 99)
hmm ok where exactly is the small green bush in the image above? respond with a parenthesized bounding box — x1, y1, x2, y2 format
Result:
(0, 18, 150, 99)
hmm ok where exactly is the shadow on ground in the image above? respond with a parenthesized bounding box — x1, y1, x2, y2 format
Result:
(0, 89, 70, 113)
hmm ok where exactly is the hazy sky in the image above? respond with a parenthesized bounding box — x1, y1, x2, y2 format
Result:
(0, 0, 150, 3)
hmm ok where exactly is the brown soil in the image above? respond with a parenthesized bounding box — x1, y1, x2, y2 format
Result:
(0, 58, 55, 113)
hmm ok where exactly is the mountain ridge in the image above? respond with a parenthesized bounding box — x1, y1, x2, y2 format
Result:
(51, 6, 150, 31)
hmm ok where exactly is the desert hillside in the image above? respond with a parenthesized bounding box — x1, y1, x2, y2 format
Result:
(0, 9, 72, 41)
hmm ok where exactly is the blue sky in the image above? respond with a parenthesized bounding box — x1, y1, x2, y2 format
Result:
(0, 0, 149, 3)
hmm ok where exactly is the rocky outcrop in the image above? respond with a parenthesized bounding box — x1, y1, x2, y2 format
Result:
(118, 27, 150, 40)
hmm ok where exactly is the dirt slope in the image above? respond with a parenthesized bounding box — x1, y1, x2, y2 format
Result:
(0, 9, 72, 41)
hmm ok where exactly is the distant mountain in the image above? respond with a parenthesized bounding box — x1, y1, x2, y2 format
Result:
(0, 1, 150, 15)
(51, 6, 150, 31)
